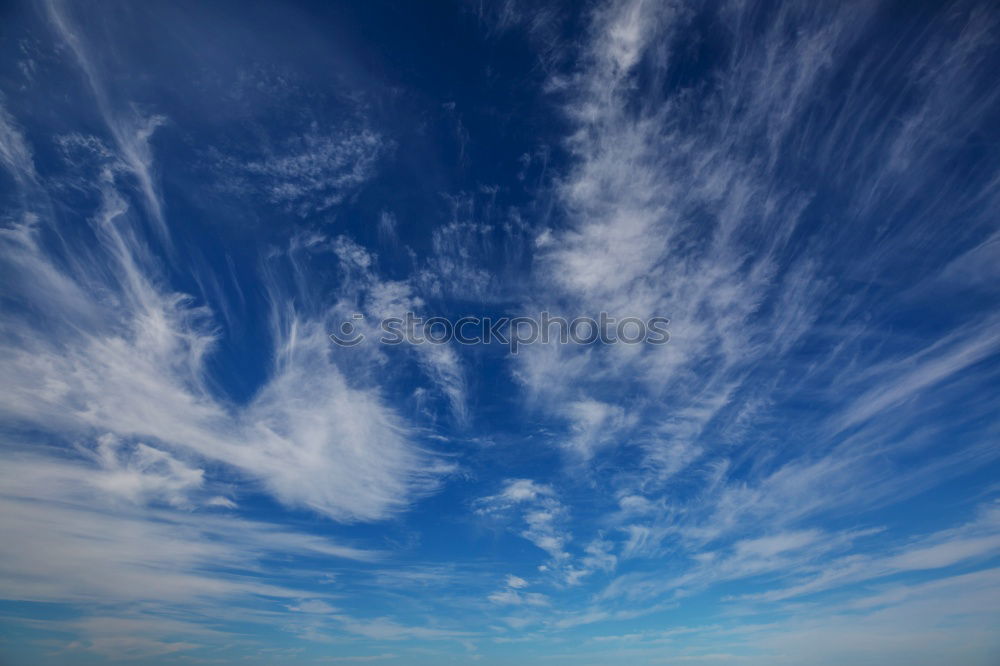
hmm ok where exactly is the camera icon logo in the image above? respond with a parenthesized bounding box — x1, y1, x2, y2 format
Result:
(329, 313, 366, 347)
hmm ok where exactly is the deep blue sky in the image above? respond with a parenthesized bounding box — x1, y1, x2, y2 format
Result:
(1, 1, 999, 664)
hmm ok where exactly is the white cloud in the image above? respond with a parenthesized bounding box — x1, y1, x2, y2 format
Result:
(477, 479, 572, 562)
(729, 569, 1000, 666)
(219, 125, 387, 216)
(488, 589, 549, 607)
(505, 575, 529, 589)
(0, 125, 446, 525)
(290, 600, 339, 614)
(562, 398, 634, 459)
(324, 655, 398, 663)
(331, 236, 470, 423)
(3, 0, 999, 661)
(45, 0, 170, 241)
(0, 448, 377, 607)
(88, 434, 204, 507)
(0, 101, 38, 189)
(736, 500, 1000, 603)
(506, 0, 1000, 604)
(330, 615, 478, 642)
(832, 317, 1000, 433)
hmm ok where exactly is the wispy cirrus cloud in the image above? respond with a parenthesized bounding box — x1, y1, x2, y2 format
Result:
(476, 479, 572, 563)
(215, 124, 388, 217)
(2, 0, 999, 662)
(44, 0, 170, 243)
(0, 201, 442, 522)
(507, 0, 1000, 557)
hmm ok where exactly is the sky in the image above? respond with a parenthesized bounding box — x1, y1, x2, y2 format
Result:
(0, 0, 999, 664)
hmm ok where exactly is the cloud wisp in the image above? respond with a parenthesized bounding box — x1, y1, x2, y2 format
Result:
(1, 0, 998, 663)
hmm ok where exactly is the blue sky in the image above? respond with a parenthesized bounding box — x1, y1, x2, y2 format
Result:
(1, 0, 999, 664)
